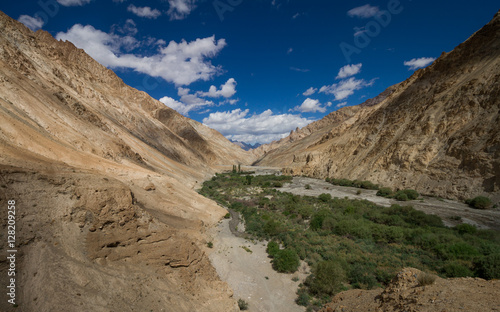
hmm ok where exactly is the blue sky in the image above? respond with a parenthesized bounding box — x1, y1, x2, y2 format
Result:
(3, 1, 498, 144)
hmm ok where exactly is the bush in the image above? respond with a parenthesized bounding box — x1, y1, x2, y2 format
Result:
(394, 191, 409, 201)
(454, 223, 477, 235)
(295, 288, 310, 306)
(417, 272, 436, 286)
(466, 196, 493, 209)
(224, 213, 231, 219)
(267, 241, 280, 257)
(475, 253, 500, 279)
(207, 241, 213, 248)
(308, 260, 347, 296)
(272, 248, 300, 273)
(376, 187, 393, 197)
(403, 189, 419, 200)
(318, 193, 332, 202)
(273, 182, 283, 188)
(442, 261, 473, 277)
(305, 184, 311, 190)
(238, 299, 249, 310)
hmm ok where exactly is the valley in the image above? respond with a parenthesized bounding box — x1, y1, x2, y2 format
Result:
(201, 168, 500, 311)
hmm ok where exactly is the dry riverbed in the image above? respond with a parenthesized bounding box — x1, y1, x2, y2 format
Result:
(207, 217, 308, 312)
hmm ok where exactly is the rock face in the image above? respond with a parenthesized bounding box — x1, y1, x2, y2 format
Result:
(257, 11, 500, 202)
(0, 10, 254, 312)
(319, 268, 500, 312)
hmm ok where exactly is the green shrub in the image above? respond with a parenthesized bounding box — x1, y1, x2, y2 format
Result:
(305, 184, 311, 190)
(318, 193, 332, 202)
(308, 260, 347, 296)
(224, 213, 231, 219)
(238, 299, 249, 310)
(267, 241, 280, 257)
(376, 187, 393, 197)
(310, 209, 334, 231)
(394, 191, 409, 201)
(475, 253, 500, 279)
(295, 288, 310, 306)
(442, 261, 473, 277)
(272, 248, 300, 273)
(207, 242, 213, 248)
(273, 182, 283, 188)
(403, 189, 419, 200)
(454, 223, 477, 235)
(466, 196, 493, 209)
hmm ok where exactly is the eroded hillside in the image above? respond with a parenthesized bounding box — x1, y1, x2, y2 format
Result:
(257, 11, 500, 202)
(0, 10, 254, 311)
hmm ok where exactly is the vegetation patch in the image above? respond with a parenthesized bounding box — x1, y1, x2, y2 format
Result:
(466, 196, 493, 210)
(200, 173, 500, 310)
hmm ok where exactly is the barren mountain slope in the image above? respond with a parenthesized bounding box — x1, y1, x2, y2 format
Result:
(0, 10, 254, 311)
(258, 11, 500, 202)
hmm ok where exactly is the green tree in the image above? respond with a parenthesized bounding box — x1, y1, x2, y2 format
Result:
(272, 248, 300, 273)
(308, 260, 346, 296)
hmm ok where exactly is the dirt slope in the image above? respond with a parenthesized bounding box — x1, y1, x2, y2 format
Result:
(257, 11, 500, 203)
(0, 10, 255, 311)
(319, 268, 500, 312)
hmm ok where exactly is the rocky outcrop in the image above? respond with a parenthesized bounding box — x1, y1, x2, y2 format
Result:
(257, 11, 500, 202)
(319, 268, 500, 312)
(0, 9, 251, 311)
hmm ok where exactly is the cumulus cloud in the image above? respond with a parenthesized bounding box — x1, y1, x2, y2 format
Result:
(127, 5, 161, 19)
(404, 57, 436, 70)
(160, 87, 215, 116)
(320, 77, 374, 101)
(336, 63, 362, 79)
(18, 15, 44, 31)
(291, 98, 327, 113)
(203, 109, 314, 144)
(167, 0, 198, 20)
(56, 24, 226, 86)
(57, 0, 91, 6)
(302, 87, 317, 96)
(347, 4, 380, 18)
(197, 78, 237, 98)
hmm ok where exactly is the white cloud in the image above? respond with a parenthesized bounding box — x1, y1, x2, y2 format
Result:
(127, 5, 161, 19)
(336, 102, 348, 108)
(347, 4, 380, 18)
(303, 87, 317, 96)
(336, 63, 362, 79)
(404, 57, 436, 70)
(203, 109, 314, 144)
(18, 15, 44, 31)
(167, 0, 197, 20)
(320, 77, 374, 101)
(197, 78, 237, 98)
(56, 24, 226, 86)
(291, 98, 327, 113)
(160, 87, 215, 116)
(290, 67, 310, 73)
(287, 48, 293, 54)
(57, 0, 91, 6)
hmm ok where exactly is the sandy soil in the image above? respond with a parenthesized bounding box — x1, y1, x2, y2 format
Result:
(207, 217, 308, 312)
